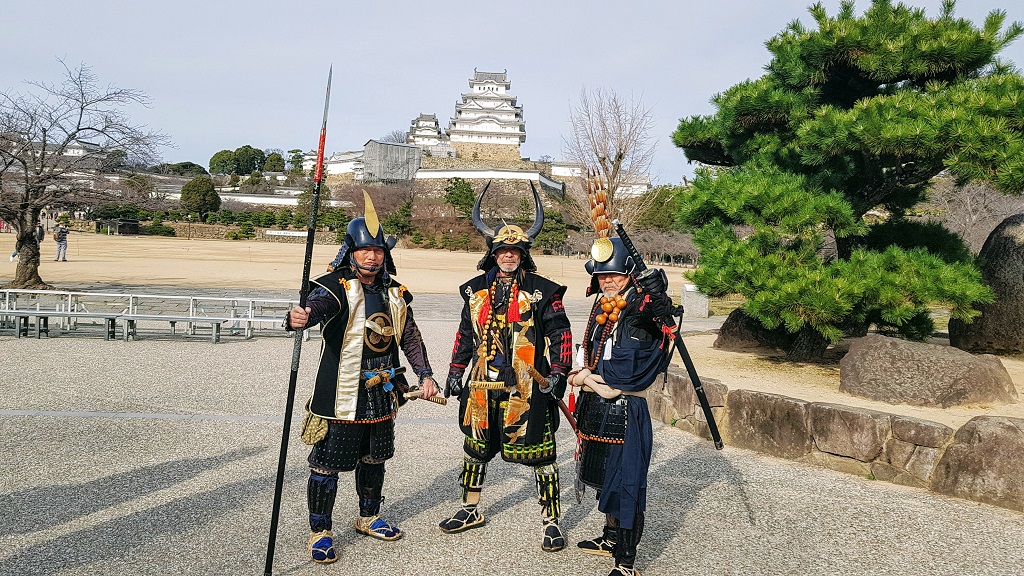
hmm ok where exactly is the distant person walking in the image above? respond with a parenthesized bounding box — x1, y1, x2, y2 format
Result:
(53, 221, 69, 261)
(10, 222, 45, 262)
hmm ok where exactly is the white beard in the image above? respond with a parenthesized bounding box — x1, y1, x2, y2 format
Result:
(498, 263, 519, 274)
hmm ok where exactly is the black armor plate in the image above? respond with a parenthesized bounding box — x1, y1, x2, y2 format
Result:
(575, 390, 628, 442)
(578, 439, 614, 489)
(308, 418, 395, 472)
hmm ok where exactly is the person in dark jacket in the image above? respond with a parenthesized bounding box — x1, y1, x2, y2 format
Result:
(286, 194, 438, 564)
(53, 221, 69, 261)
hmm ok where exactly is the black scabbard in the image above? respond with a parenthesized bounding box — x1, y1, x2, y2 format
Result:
(612, 219, 724, 450)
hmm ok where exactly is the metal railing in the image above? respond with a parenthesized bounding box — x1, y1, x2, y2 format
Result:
(1, 288, 301, 340)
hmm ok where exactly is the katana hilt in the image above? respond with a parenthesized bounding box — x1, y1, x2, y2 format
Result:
(404, 387, 448, 406)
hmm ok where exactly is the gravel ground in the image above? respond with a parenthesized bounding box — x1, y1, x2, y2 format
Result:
(3, 296, 1024, 576)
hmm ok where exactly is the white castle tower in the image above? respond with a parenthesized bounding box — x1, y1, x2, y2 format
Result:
(446, 69, 526, 162)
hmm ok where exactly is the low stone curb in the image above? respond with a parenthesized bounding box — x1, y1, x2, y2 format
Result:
(649, 366, 1024, 514)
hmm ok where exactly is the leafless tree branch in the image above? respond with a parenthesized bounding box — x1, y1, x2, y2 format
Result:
(0, 61, 169, 287)
(560, 87, 656, 229)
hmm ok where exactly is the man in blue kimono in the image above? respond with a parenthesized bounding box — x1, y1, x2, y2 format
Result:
(569, 237, 673, 576)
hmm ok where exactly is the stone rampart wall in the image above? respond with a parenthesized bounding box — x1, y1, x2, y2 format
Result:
(421, 156, 551, 173)
(451, 142, 521, 162)
(650, 365, 1024, 513)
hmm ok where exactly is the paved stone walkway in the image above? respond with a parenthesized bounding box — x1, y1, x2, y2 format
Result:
(2, 287, 1023, 575)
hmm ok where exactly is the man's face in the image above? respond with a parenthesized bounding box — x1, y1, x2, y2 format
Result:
(351, 246, 384, 276)
(596, 272, 629, 296)
(495, 247, 521, 274)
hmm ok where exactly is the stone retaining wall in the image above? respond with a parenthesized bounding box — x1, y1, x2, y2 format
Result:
(157, 222, 337, 244)
(649, 365, 1024, 513)
(450, 142, 521, 162)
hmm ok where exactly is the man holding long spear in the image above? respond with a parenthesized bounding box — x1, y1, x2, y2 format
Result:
(286, 192, 439, 564)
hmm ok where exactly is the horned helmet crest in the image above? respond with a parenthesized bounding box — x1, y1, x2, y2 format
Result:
(472, 180, 545, 272)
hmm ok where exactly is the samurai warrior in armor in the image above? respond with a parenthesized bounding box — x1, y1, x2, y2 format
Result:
(440, 182, 574, 552)
(287, 193, 439, 564)
(570, 191, 674, 576)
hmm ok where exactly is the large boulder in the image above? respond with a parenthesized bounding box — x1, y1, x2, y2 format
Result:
(839, 334, 1018, 407)
(950, 213, 1024, 353)
(714, 309, 796, 351)
(931, 416, 1024, 512)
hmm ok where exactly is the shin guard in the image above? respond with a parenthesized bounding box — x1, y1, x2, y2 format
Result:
(614, 513, 645, 568)
(535, 463, 565, 552)
(459, 456, 487, 505)
(534, 463, 561, 520)
(439, 457, 488, 533)
(355, 459, 386, 516)
(308, 470, 339, 532)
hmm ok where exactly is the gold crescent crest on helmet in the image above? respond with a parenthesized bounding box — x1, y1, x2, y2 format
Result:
(363, 191, 380, 238)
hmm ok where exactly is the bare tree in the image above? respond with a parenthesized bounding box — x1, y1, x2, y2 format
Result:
(380, 129, 409, 144)
(561, 87, 656, 228)
(0, 62, 168, 288)
(919, 177, 1024, 253)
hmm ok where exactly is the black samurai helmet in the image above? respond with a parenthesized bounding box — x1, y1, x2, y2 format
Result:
(329, 191, 398, 275)
(584, 237, 636, 296)
(473, 180, 545, 272)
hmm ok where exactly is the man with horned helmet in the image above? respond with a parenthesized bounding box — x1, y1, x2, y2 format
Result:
(286, 192, 439, 564)
(569, 177, 674, 576)
(439, 181, 574, 552)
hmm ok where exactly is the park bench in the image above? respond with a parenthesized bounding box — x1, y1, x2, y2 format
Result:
(120, 314, 238, 343)
(1, 289, 297, 343)
(0, 309, 120, 340)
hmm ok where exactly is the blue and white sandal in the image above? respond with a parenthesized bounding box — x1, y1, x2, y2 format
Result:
(308, 530, 337, 563)
(354, 515, 403, 541)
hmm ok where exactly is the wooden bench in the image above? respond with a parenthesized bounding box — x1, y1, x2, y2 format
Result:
(120, 314, 237, 343)
(0, 310, 121, 340)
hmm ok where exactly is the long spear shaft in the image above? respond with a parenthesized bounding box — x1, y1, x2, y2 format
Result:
(264, 66, 333, 576)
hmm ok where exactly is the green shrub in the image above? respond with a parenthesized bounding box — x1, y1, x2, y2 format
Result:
(238, 222, 256, 239)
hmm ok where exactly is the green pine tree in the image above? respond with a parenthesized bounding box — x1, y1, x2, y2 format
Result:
(672, 0, 1022, 360)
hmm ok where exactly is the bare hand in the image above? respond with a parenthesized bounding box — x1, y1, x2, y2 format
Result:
(289, 306, 311, 329)
(568, 368, 592, 387)
(419, 376, 439, 400)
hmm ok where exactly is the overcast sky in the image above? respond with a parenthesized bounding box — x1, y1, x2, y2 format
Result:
(3, 0, 1022, 185)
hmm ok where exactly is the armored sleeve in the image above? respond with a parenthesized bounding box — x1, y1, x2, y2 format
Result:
(542, 290, 572, 376)
(449, 300, 475, 376)
(400, 306, 433, 378)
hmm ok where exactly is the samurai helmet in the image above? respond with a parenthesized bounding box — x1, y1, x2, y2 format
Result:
(583, 169, 633, 295)
(329, 191, 398, 275)
(585, 237, 635, 295)
(473, 180, 545, 272)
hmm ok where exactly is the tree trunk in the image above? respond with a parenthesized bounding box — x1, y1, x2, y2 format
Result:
(3, 213, 50, 290)
(785, 326, 830, 362)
